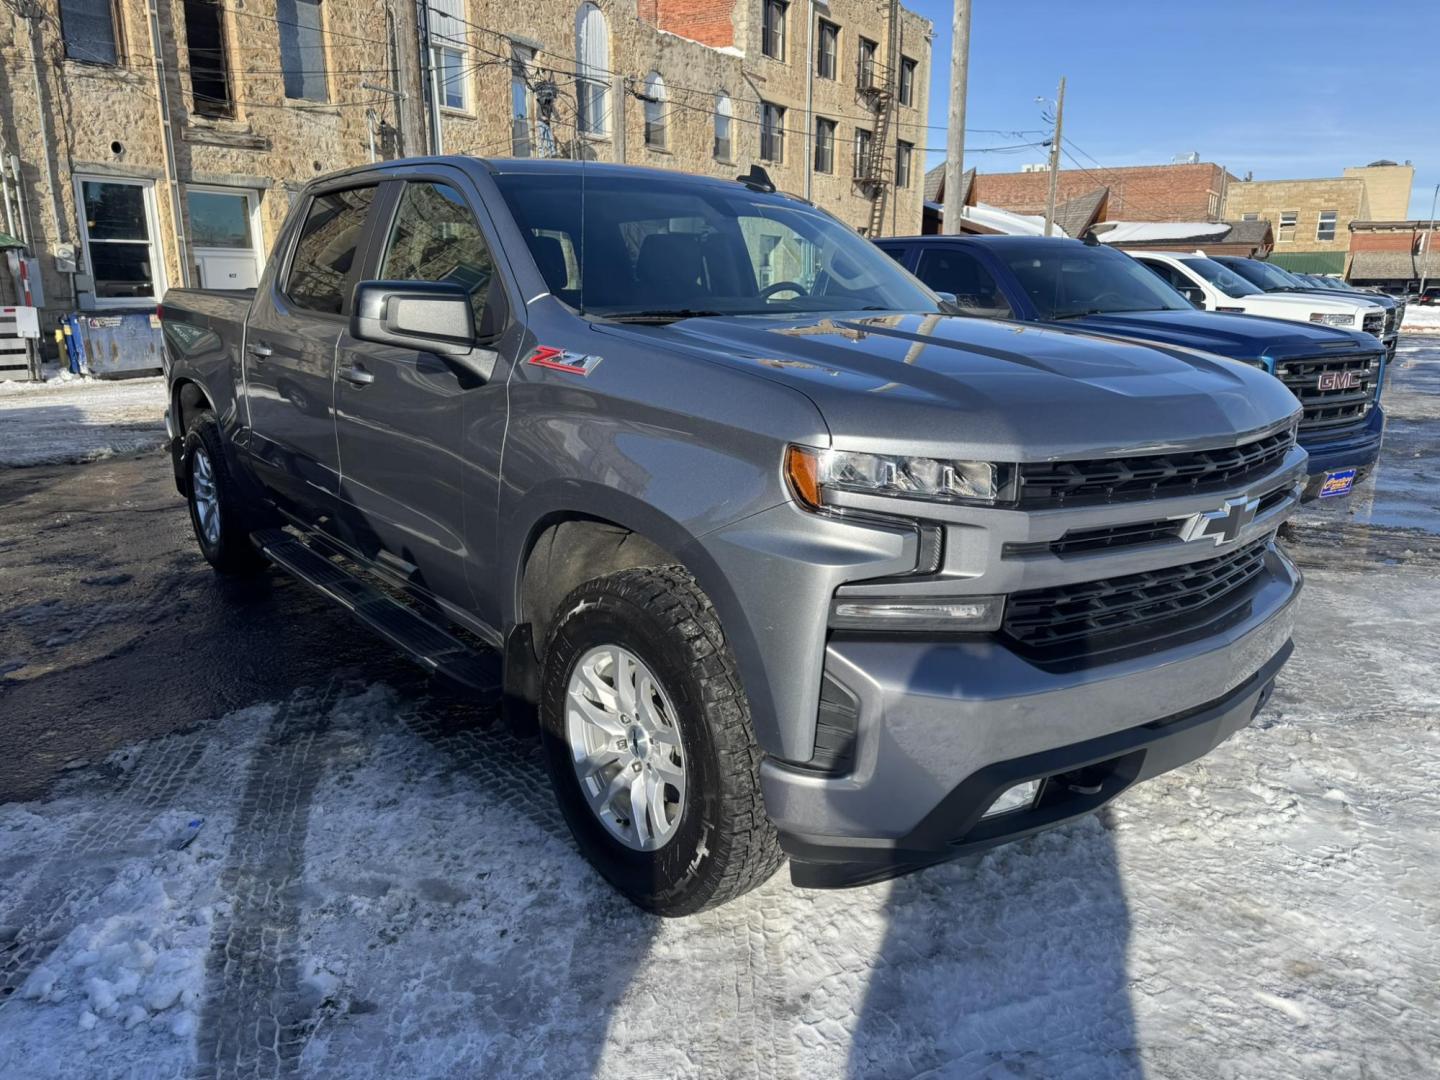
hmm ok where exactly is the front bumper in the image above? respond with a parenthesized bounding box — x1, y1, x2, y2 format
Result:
(1299, 405, 1385, 495)
(765, 546, 1301, 888)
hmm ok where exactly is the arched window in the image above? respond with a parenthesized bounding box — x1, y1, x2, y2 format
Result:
(714, 93, 733, 161)
(575, 3, 610, 136)
(643, 72, 667, 148)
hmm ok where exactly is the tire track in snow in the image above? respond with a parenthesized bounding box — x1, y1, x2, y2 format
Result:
(192, 682, 342, 1080)
(0, 735, 208, 1004)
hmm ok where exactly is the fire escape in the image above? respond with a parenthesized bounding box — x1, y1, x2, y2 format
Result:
(854, 0, 901, 236)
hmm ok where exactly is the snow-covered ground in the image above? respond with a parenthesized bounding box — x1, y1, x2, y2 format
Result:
(1401, 304, 1440, 332)
(0, 375, 167, 467)
(2, 342, 1438, 1078)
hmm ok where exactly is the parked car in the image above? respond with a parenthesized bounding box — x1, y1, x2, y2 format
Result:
(1207, 256, 1399, 358)
(160, 158, 1305, 914)
(1415, 286, 1440, 306)
(876, 234, 1386, 500)
(1128, 251, 1387, 338)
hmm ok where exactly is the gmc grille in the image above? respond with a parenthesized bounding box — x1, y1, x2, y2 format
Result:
(1016, 429, 1294, 508)
(1274, 353, 1381, 435)
(1002, 535, 1273, 659)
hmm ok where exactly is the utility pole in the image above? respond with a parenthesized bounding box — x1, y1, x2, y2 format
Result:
(941, 0, 971, 235)
(1418, 182, 1439, 298)
(1043, 75, 1066, 237)
(417, 0, 443, 155)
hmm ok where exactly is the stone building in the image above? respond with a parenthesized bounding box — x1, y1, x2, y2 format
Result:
(1221, 161, 1415, 276)
(0, 0, 930, 331)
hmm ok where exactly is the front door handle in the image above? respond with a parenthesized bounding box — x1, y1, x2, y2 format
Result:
(338, 362, 375, 387)
(246, 341, 272, 358)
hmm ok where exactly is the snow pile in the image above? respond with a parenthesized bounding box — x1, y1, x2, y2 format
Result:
(1402, 305, 1440, 332)
(1096, 220, 1230, 244)
(961, 202, 1067, 237)
(0, 375, 166, 466)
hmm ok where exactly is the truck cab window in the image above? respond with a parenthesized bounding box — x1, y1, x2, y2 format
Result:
(285, 186, 376, 314)
(381, 182, 498, 333)
(914, 248, 1013, 317)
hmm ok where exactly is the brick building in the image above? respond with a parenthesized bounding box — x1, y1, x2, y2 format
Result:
(966, 161, 1234, 224)
(0, 0, 930, 332)
(1221, 161, 1415, 276)
(1347, 220, 1440, 291)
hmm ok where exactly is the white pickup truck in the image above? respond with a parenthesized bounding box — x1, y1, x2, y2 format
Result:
(1131, 251, 1386, 339)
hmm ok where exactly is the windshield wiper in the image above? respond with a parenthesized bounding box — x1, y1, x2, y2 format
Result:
(601, 308, 728, 324)
(1049, 308, 1110, 320)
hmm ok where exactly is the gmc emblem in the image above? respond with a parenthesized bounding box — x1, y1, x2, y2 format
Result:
(1317, 371, 1361, 391)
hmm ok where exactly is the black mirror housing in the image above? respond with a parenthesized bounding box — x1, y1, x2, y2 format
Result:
(351, 280, 476, 356)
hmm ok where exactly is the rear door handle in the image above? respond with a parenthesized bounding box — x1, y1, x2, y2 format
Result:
(338, 362, 375, 387)
(247, 342, 272, 359)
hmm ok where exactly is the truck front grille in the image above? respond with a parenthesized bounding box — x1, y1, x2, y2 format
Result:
(1273, 353, 1380, 435)
(1016, 429, 1294, 508)
(1002, 535, 1272, 658)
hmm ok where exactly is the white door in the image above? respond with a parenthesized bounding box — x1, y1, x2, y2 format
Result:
(186, 187, 262, 290)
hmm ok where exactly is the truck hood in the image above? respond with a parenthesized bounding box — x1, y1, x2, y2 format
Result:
(627, 311, 1302, 462)
(1053, 309, 1378, 362)
(1268, 287, 1390, 309)
(1244, 292, 1371, 316)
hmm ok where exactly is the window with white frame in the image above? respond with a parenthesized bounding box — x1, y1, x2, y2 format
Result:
(760, 101, 785, 163)
(78, 177, 164, 304)
(1316, 209, 1338, 242)
(857, 37, 877, 88)
(898, 57, 916, 106)
(643, 72, 668, 148)
(1278, 210, 1297, 242)
(576, 3, 610, 136)
(428, 0, 468, 110)
(816, 19, 838, 79)
(714, 93, 734, 160)
(854, 127, 872, 178)
(813, 117, 835, 174)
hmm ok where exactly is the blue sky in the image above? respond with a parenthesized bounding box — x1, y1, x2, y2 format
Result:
(910, 0, 1439, 218)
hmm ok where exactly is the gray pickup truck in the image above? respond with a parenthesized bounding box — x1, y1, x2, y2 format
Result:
(161, 157, 1305, 915)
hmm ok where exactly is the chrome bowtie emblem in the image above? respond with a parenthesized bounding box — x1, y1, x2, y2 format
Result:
(1178, 496, 1260, 546)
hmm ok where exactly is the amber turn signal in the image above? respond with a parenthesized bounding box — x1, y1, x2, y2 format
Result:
(785, 445, 822, 510)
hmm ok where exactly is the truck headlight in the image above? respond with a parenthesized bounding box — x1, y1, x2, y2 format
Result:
(786, 446, 1013, 508)
(1309, 313, 1355, 327)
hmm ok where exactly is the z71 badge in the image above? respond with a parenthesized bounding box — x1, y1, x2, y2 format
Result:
(526, 345, 603, 376)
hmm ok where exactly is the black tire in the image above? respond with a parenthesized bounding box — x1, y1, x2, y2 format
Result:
(183, 413, 268, 576)
(539, 566, 784, 915)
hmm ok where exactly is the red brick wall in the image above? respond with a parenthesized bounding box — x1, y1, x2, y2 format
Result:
(640, 0, 736, 48)
(1350, 230, 1420, 253)
(972, 163, 1232, 223)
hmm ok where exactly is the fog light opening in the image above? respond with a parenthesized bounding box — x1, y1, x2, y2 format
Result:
(981, 779, 1041, 819)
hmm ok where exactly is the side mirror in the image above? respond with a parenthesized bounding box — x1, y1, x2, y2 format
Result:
(933, 290, 962, 315)
(1179, 286, 1206, 308)
(351, 280, 476, 357)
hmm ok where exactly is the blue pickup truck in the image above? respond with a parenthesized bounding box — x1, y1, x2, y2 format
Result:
(876, 235, 1387, 500)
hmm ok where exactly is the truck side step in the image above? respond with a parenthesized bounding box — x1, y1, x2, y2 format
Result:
(251, 528, 501, 694)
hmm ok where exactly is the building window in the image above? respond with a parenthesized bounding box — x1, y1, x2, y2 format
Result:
(1316, 209, 1338, 242)
(1241, 212, 1259, 221)
(813, 116, 835, 174)
(77, 177, 163, 304)
(762, 0, 787, 61)
(854, 127, 872, 178)
(760, 101, 785, 163)
(187, 187, 261, 289)
(643, 72, 668, 148)
(183, 0, 232, 116)
(277, 0, 327, 101)
(714, 94, 734, 161)
(857, 37, 877, 88)
(57, 0, 122, 65)
(1278, 210, 1297, 243)
(576, 3, 610, 136)
(816, 19, 838, 79)
(895, 140, 913, 188)
(898, 56, 916, 106)
(511, 44, 534, 156)
(427, 0, 468, 110)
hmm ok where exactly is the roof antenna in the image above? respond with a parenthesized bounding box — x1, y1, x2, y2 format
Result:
(737, 165, 776, 193)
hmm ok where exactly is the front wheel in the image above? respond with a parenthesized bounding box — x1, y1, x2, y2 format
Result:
(539, 566, 784, 915)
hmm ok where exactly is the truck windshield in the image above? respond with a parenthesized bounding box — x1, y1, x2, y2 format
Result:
(1179, 257, 1264, 298)
(492, 170, 941, 319)
(1216, 257, 1304, 293)
(999, 244, 1193, 319)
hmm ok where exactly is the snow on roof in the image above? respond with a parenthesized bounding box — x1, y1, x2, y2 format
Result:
(961, 203, 1069, 238)
(1095, 221, 1229, 244)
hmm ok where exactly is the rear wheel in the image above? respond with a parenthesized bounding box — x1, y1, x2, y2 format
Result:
(183, 413, 267, 576)
(539, 566, 784, 915)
